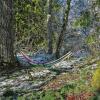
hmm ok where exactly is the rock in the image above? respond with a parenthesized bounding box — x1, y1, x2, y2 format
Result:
(0, 79, 15, 88)
(11, 82, 31, 91)
(91, 64, 98, 70)
(52, 61, 73, 71)
(17, 81, 33, 90)
(5, 79, 14, 85)
(12, 80, 21, 87)
(0, 92, 4, 96)
(0, 77, 6, 82)
(12, 71, 23, 77)
(30, 70, 51, 78)
(0, 81, 7, 87)
(32, 81, 45, 89)
(0, 88, 6, 96)
(11, 81, 45, 92)
(17, 75, 29, 81)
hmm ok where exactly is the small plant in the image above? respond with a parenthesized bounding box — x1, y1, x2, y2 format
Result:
(91, 68, 100, 91)
(41, 90, 56, 100)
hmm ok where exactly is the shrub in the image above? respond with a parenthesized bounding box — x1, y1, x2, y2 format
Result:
(91, 68, 100, 90)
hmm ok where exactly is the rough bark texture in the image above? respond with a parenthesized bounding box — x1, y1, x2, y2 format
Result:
(47, 0, 53, 54)
(55, 0, 71, 58)
(0, 0, 15, 64)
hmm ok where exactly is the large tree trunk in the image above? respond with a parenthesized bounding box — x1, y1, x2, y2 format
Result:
(47, 0, 53, 54)
(55, 0, 71, 58)
(0, 0, 15, 64)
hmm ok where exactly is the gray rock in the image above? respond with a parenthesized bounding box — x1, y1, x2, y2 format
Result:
(0, 77, 6, 82)
(30, 70, 50, 78)
(5, 79, 14, 85)
(52, 61, 73, 70)
(0, 88, 6, 96)
(11, 81, 45, 92)
(17, 75, 29, 81)
(32, 81, 44, 88)
(17, 82, 32, 90)
(0, 91, 4, 96)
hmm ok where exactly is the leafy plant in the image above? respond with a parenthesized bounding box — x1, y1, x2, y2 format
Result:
(73, 11, 91, 28)
(85, 35, 96, 45)
(41, 90, 56, 100)
(91, 68, 100, 90)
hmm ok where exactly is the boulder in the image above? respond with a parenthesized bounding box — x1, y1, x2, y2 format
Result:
(52, 61, 74, 72)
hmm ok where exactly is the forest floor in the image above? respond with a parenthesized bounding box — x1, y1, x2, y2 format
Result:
(0, 56, 99, 100)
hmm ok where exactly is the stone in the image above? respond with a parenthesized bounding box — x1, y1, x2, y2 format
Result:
(0, 81, 7, 87)
(32, 81, 44, 89)
(13, 80, 21, 87)
(0, 77, 6, 82)
(0, 88, 6, 96)
(91, 64, 98, 70)
(52, 61, 73, 71)
(12, 71, 23, 77)
(17, 82, 32, 90)
(30, 70, 50, 78)
(10, 81, 45, 92)
(17, 75, 29, 81)
(0, 92, 4, 97)
(5, 79, 14, 85)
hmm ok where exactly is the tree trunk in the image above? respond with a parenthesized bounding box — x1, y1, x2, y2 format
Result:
(47, 0, 53, 54)
(55, 0, 71, 58)
(0, 0, 15, 64)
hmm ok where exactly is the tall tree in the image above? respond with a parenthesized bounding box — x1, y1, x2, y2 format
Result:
(55, 0, 71, 58)
(47, 0, 53, 54)
(0, 0, 15, 64)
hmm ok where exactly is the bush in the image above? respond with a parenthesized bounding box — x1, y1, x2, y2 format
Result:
(92, 68, 100, 90)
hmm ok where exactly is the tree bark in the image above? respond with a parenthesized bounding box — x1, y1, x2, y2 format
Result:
(0, 0, 15, 64)
(55, 0, 71, 58)
(47, 0, 53, 54)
